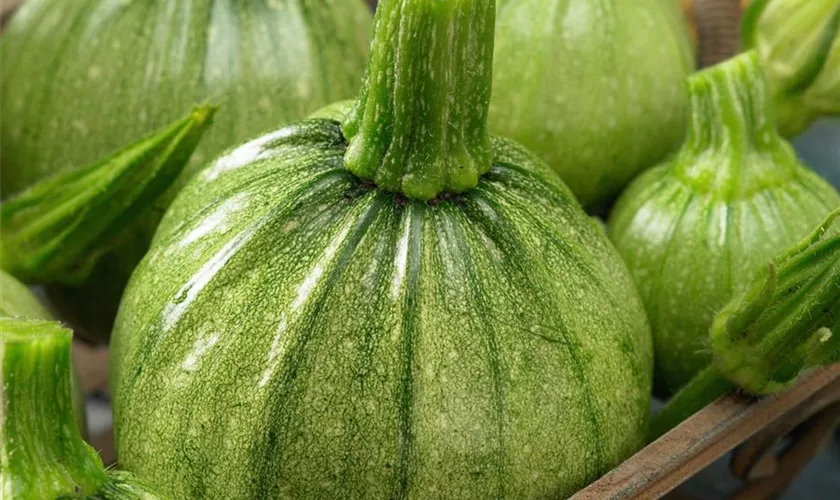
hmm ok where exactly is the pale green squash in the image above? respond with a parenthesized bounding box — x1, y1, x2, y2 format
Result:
(608, 52, 840, 393)
(490, 0, 695, 207)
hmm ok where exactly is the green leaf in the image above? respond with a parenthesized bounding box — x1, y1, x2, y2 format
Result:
(0, 105, 217, 285)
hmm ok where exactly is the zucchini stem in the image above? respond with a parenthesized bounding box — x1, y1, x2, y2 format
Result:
(0, 318, 107, 498)
(0, 318, 166, 499)
(649, 210, 840, 441)
(341, 0, 495, 201)
(649, 365, 734, 441)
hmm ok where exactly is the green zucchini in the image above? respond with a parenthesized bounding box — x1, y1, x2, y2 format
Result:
(110, 1, 653, 497)
(608, 51, 840, 394)
(0, 0, 372, 340)
(490, 0, 695, 207)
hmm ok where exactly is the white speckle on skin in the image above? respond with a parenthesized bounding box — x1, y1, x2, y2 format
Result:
(181, 331, 221, 371)
(177, 194, 247, 249)
(259, 317, 289, 387)
(292, 224, 351, 311)
(87, 65, 102, 80)
(392, 218, 411, 299)
(72, 120, 89, 136)
(204, 128, 292, 181)
(162, 221, 262, 331)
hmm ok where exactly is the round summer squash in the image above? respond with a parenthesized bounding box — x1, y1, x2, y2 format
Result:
(608, 52, 840, 394)
(0, 0, 372, 341)
(489, 0, 695, 207)
(110, 1, 653, 498)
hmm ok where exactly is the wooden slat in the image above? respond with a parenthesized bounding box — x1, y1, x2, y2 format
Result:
(733, 401, 840, 499)
(0, 0, 21, 30)
(572, 365, 840, 500)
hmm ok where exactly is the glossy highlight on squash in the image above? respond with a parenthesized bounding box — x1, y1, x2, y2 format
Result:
(110, 1, 653, 497)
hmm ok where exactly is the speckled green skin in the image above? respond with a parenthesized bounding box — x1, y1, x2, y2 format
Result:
(608, 53, 840, 394)
(489, 0, 694, 207)
(0, 270, 86, 432)
(0, 0, 371, 340)
(0, 0, 371, 193)
(111, 116, 653, 499)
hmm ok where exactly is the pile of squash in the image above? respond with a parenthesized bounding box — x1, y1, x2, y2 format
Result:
(1, 1, 837, 498)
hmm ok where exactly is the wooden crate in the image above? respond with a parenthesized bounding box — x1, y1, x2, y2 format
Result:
(574, 365, 840, 499)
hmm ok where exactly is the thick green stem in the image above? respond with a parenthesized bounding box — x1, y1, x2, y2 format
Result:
(682, 51, 783, 158)
(0, 105, 216, 286)
(342, 0, 495, 201)
(0, 318, 165, 499)
(0, 318, 106, 499)
(0, 270, 87, 433)
(676, 50, 801, 199)
(649, 210, 840, 440)
(649, 365, 735, 441)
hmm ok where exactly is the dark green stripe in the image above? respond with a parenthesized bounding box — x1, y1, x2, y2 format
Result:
(392, 201, 424, 500)
(250, 193, 385, 499)
(454, 204, 509, 497)
(463, 188, 608, 475)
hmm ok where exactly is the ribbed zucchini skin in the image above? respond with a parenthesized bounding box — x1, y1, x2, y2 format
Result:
(0, 0, 371, 340)
(0, 0, 371, 194)
(111, 118, 652, 499)
(490, 0, 694, 207)
(609, 156, 840, 391)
